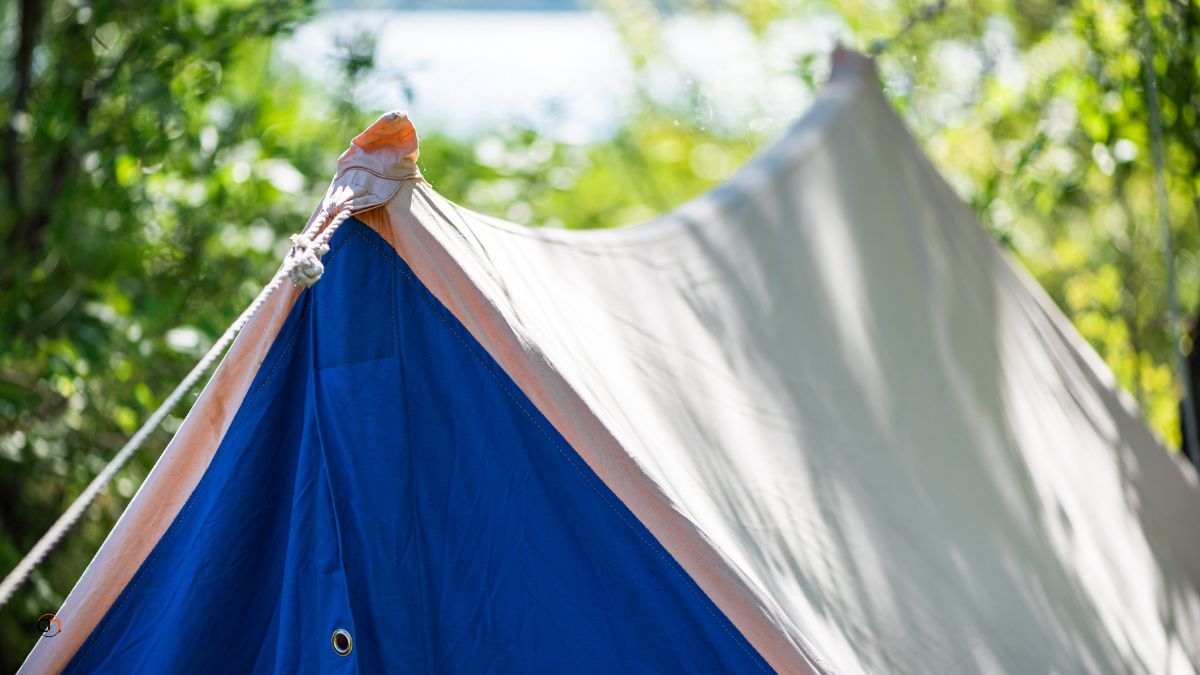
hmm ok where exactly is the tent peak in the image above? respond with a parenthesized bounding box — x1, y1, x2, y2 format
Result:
(829, 44, 878, 85)
(338, 110, 421, 181)
(330, 111, 424, 215)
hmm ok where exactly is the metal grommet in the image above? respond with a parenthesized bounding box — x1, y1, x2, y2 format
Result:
(331, 628, 353, 656)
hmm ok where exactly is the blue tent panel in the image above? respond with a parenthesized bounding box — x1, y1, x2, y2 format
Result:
(66, 218, 769, 674)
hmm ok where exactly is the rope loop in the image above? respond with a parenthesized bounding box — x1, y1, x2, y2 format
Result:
(287, 233, 330, 288)
(286, 184, 355, 288)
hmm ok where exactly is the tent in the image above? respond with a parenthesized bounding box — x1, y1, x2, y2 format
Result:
(21, 47, 1200, 674)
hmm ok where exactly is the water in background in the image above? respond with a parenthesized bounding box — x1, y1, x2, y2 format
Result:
(277, 9, 849, 141)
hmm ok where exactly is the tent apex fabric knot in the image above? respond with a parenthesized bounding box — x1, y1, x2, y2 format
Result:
(337, 110, 421, 181)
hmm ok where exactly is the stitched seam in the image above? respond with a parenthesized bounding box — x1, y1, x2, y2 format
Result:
(254, 303, 308, 395)
(336, 166, 423, 182)
(390, 262, 433, 670)
(316, 353, 396, 371)
(313, 234, 398, 370)
(348, 226, 771, 672)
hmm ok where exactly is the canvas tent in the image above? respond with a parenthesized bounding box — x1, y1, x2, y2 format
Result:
(19, 47, 1200, 674)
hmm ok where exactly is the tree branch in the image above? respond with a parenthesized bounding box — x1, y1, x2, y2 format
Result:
(1, 0, 45, 224)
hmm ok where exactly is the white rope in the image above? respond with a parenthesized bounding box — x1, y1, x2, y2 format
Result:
(0, 186, 355, 610)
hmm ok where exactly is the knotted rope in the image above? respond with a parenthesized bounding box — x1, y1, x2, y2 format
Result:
(287, 185, 356, 288)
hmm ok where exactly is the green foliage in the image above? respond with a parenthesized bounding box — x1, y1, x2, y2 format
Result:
(2, 0, 1199, 668)
(421, 116, 758, 231)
